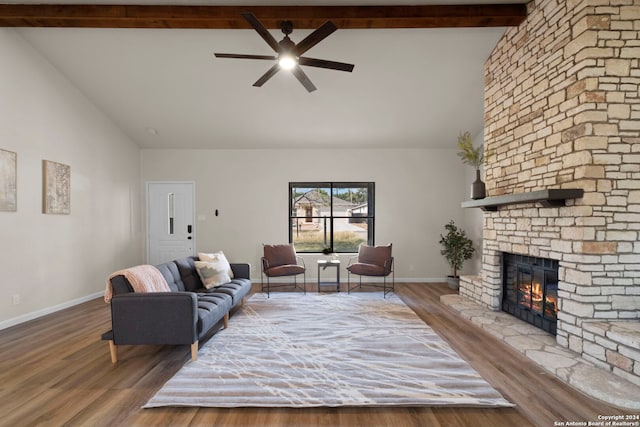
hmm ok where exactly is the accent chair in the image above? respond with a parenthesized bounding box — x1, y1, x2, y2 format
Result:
(261, 243, 306, 297)
(347, 244, 394, 298)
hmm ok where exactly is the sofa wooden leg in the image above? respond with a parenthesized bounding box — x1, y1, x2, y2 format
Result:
(108, 340, 118, 364)
(223, 312, 229, 329)
(191, 342, 198, 361)
(241, 296, 247, 307)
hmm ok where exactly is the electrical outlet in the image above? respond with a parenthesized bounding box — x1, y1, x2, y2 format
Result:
(12, 294, 20, 305)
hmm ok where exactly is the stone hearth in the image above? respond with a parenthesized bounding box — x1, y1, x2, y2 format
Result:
(442, 291, 640, 410)
(461, 0, 640, 388)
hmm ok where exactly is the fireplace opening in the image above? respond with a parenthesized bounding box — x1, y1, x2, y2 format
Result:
(502, 253, 559, 335)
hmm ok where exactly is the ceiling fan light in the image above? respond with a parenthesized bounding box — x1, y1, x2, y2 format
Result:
(278, 54, 297, 71)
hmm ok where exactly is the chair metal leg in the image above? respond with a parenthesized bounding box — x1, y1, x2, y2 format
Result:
(391, 269, 395, 295)
(383, 270, 395, 298)
(383, 276, 390, 298)
(261, 271, 270, 298)
(347, 271, 359, 294)
(347, 273, 365, 294)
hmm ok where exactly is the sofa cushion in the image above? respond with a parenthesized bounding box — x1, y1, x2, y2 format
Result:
(156, 261, 186, 292)
(175, 257, 203, 292)
(202, 278, 251, 306)
(196, 293, 232, 338)
(195, 260, 232, 289)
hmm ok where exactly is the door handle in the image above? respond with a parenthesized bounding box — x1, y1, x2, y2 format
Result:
(187, 225, 192, 233)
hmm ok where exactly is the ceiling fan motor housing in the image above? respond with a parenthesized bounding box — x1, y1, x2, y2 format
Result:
(280, 20, 294, 36)
(279, 36, 295, 51)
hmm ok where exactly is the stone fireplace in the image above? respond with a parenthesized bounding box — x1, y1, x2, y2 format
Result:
(459, 0, 640, 386)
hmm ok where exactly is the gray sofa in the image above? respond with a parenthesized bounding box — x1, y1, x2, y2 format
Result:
(101, 256, 252, 363)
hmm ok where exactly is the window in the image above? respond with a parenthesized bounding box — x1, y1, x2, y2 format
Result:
(289, 182, 375, 253)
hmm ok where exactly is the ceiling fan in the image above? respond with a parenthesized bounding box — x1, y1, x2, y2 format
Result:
(214, 12, 355, 93)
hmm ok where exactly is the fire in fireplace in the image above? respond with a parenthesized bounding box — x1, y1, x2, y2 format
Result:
(502, 253, 559, 335)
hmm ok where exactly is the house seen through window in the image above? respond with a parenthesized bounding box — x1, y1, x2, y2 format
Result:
(289, 182, 375, 253)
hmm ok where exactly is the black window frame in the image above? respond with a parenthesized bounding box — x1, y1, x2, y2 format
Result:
(289, 182, 375, 253)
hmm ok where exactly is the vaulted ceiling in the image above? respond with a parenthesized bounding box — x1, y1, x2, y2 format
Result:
(1, 1, 526, 149)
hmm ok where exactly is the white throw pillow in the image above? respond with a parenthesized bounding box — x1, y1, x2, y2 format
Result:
(198, 251, 234, 279)
(195, 260, 231, 289)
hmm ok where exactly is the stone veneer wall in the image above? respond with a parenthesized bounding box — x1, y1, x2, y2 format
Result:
(474, 0, 640, 384)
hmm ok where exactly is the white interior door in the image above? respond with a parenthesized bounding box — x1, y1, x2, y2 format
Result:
(147, 181, 196, 265)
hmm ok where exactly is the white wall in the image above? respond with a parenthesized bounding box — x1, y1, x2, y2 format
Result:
(0, 29, 143, 329)
(141, 148, 478, 281)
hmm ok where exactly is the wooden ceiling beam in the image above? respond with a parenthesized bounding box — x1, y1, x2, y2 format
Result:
(0, 4, 527, 29)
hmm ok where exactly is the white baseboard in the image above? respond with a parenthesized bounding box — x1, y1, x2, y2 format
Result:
(0, 291, 104, 331)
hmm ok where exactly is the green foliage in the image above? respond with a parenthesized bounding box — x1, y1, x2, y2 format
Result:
(456, 131, 492, 170)
(294, 187, 368, 205)
(333, 188, 368, 204)
(294, 231, 366, 253)
(439, 220, 475, 277)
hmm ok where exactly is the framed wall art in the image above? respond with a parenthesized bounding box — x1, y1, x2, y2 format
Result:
(43, 159, 71, 215)
(0, 149, 17, 212)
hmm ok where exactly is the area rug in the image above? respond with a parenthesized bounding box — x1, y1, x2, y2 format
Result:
(144, 292, 514, 408)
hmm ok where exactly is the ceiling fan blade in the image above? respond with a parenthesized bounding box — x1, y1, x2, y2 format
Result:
(215, 53, 276, 61)
(298, 57, 355, 72)
(253, 64, 280, 87)
(294, 21, 338, 56)
(241, 12, 281, 53)
(291, 66, 317, 93)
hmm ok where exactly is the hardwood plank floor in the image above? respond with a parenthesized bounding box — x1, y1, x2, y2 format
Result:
(0, 283, 631, 427)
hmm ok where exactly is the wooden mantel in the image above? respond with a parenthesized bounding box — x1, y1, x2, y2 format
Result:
(461, 189, 584, 212)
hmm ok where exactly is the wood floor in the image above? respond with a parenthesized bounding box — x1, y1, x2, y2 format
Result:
(0, 283, 630, 427)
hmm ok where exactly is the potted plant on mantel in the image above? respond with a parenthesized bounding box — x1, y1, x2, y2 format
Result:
(439, 220, 475, 290)
(456, 131, 492, 200)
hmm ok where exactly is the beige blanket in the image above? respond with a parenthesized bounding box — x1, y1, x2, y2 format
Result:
(104, 264, 170, 303)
